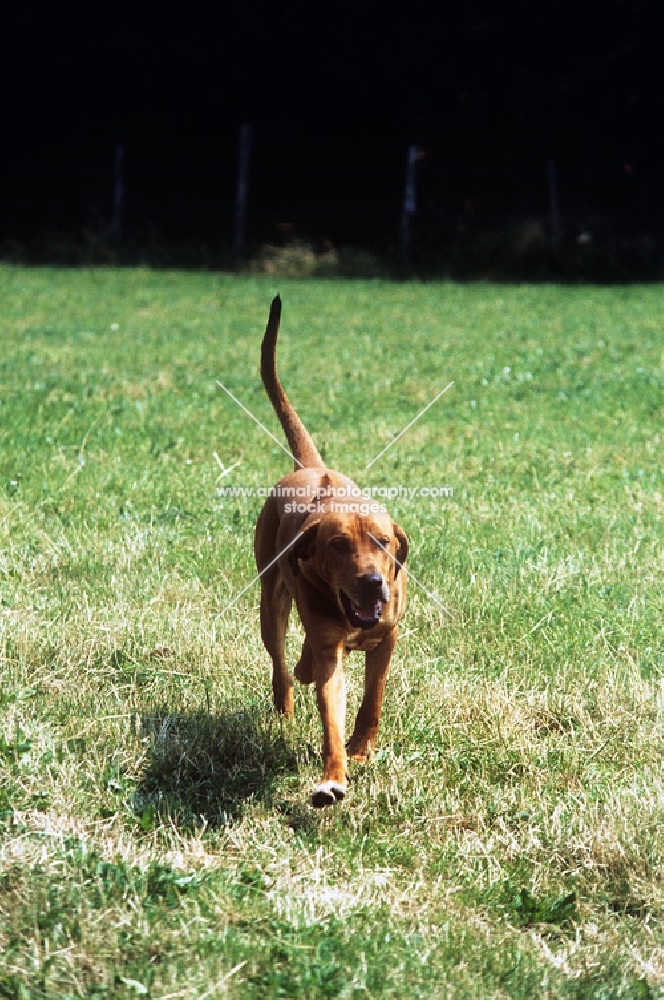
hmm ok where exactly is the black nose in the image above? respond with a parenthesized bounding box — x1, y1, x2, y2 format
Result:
(358, 573, 385, 597)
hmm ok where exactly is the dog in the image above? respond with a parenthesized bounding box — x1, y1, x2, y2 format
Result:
(254, 296, 409, 807)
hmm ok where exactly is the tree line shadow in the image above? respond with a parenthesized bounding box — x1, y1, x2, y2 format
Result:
(3, 227, 664, 283)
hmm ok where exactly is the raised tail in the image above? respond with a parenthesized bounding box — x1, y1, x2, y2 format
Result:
(260, 295, 325, 471)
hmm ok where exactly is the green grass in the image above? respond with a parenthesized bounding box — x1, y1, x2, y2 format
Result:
(0, 265, 662, 998)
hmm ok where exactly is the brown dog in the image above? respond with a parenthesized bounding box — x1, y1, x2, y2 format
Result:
(254, 296, 408, 807)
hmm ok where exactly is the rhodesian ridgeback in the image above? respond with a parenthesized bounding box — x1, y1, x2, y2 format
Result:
(254, 296, 409, 807)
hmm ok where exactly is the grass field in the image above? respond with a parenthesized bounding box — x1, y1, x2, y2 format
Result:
(0, 265, 662, 998)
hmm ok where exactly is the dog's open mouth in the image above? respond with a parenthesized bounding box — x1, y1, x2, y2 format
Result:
(339, 590, 383, 630)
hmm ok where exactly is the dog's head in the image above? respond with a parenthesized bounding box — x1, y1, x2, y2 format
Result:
(290, 512, 408, 630)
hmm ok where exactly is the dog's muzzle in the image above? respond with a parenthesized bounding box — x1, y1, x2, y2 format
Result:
(339, 574, 389, 630)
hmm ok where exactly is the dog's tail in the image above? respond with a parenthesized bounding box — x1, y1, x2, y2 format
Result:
(260, 295, 325, 470)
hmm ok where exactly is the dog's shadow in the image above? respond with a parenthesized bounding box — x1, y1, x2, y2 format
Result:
(134, 706, 299, 828)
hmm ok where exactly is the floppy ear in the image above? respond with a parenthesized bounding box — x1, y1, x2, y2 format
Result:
(289, 522, 319, 576)
(391, 523, 409, 578)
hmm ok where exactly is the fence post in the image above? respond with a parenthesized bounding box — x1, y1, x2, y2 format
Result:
(110, 143, 124, 244)
(547, 158, 561, 248)
(234, 123, 253, 256)
(400, 144, 419, 261)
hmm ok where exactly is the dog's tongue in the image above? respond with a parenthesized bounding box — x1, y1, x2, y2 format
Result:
(353, 598, 382, 621)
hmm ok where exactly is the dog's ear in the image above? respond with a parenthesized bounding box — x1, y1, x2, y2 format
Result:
(289, 522, 319, 575)
(391, 523, 409, 578)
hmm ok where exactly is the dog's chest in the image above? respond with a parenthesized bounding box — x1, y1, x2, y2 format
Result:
(344, 633, 383, 653)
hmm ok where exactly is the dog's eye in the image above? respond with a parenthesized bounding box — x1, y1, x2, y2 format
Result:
(376, 537, 391, 549)
(330, 536, 352, 553)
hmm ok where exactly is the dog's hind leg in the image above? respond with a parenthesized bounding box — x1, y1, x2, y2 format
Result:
(259, 566, 294, 716)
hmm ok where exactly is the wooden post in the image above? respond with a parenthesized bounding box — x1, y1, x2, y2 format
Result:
(234, 123, 253, 256)
(110, 143, 124, 244)
(547, 158, 561, 248)
(400, 144, 419, 261)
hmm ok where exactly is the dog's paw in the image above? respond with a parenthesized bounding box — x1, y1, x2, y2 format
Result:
(346, 736, 374, 763)
(311, 780, 346, 808)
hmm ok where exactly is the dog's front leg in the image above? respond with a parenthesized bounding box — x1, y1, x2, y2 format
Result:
(294, 636, 314, 684)
(312, 642, 348, 807)
(347, 625, 398, 763)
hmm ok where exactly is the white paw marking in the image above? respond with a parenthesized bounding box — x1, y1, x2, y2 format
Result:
(311, 780, 346, 808)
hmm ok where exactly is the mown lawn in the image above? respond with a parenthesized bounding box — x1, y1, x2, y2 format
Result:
(0, 265, 662, 998)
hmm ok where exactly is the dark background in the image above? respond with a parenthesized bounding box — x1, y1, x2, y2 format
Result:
(2, 1, 662, 275)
